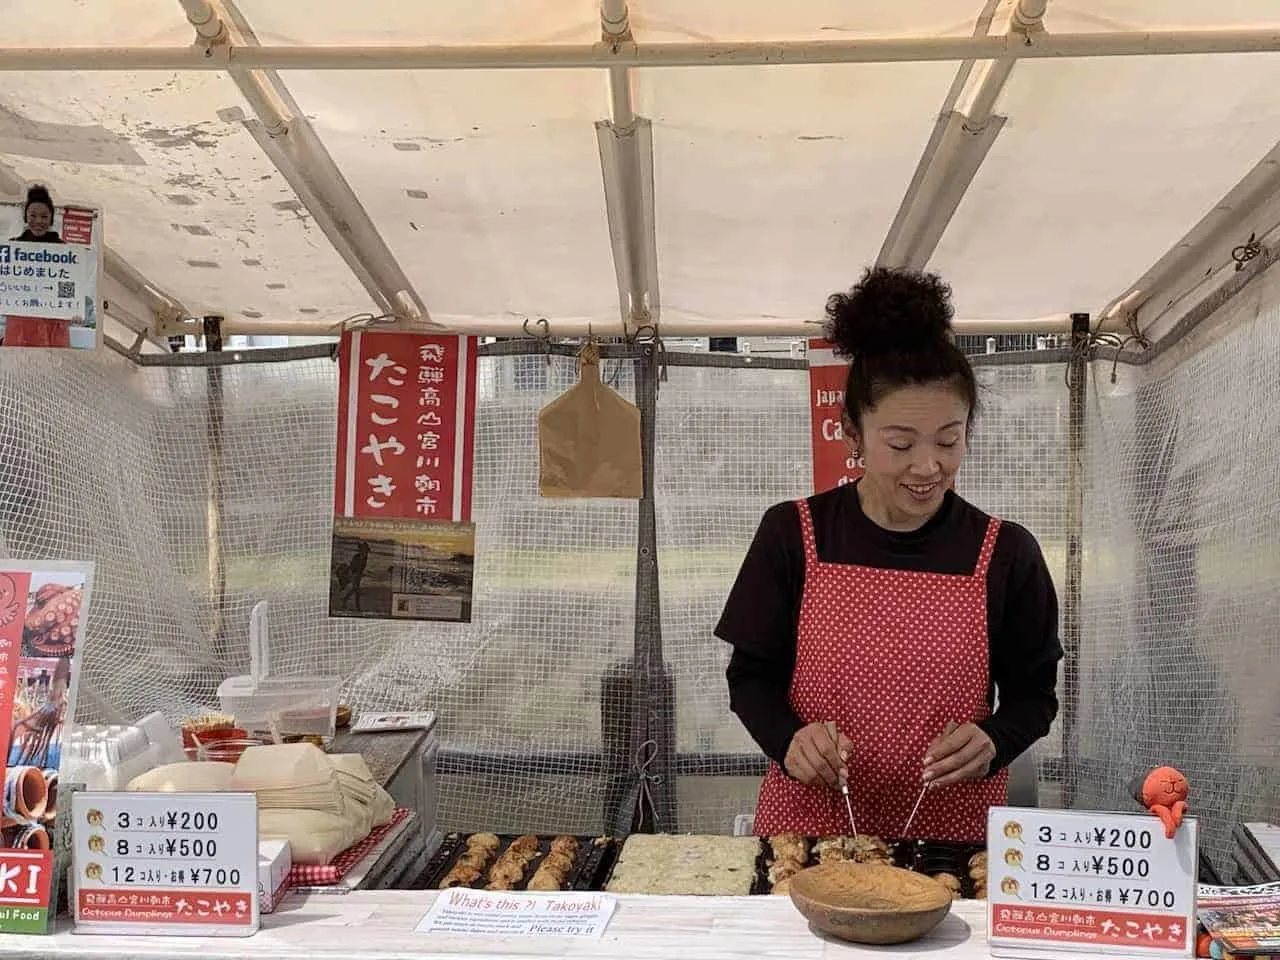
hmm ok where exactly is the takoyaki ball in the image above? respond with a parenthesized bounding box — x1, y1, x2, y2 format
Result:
(549, 836, 579, 858)
(932, 873, 962, 898)
(769, 833, 809, 863)
(767, 857, 805, 884)
(527, 869, 562, 891)
(849, 835, 890, 856)
(814, 837, 848, 863)
(467, 832, 502, 854)
(771, 877, 794, 896)
(541, 852, 574, 876)
(456, 849, 490, 871)
(968, 851, 988, 871)
(439, 865, 481, 888)
(508, 835, 541, 857)
(487, 861, 526, 887)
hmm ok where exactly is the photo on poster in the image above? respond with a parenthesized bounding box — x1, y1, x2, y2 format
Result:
(22, 570, 86, 658)
(5, 656, 66, 855)
(0, 189, 101, 351)
(330, 516, 475, 623)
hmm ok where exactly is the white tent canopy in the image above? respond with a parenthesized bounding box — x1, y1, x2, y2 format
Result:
(2, 0, 1279, 342)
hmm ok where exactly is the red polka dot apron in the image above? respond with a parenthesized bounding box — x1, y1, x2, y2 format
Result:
(752, 499, 1008, 842)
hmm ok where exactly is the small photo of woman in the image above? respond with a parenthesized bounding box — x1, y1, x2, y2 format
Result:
(9, 656, 70, 770)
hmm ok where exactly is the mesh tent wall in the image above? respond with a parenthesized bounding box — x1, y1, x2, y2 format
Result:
(1, 258, 1278, 870)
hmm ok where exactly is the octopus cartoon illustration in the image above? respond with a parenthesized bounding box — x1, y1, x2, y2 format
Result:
(0, 575, 19, 628)
(1128, 767, 1190, 839)
(1001, 877, 1021, 897)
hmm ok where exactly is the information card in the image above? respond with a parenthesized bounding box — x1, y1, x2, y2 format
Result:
(416, 889, 616, 938)
(987, 807, 1197, 960)
(72, 792, 259, 937)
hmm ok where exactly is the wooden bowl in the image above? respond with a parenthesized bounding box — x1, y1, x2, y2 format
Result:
(788, 861, 953, 945)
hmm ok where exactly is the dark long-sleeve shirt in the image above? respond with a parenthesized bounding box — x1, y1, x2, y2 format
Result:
(716, 483, 1062, 776)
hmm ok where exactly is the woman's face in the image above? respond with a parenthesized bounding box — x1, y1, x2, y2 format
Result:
(25, 202, 53, 237)
(846, 381, 969, 530)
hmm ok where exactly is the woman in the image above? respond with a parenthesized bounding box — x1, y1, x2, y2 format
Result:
(4, 184, 70, 348)
(718, 267, 1062, 843)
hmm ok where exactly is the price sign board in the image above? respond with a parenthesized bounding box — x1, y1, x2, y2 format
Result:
(987, 807, 1197, 960)
(71, 792, 258, 937)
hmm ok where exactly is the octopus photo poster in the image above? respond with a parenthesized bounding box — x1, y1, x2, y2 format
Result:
(0, 560, 94, 934)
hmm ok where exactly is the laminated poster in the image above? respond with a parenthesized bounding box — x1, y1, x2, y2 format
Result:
(331, 330, 478, 623)
(0, 560, 94, 933)
(0, 199, 101, 351)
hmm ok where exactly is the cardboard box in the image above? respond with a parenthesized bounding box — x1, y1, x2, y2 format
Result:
(257, 839, 292, 914)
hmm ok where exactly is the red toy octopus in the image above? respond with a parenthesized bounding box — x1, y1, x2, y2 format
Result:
(1128, 766, 1190, 839)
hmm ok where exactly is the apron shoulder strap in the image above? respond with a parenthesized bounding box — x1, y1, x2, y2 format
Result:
(974, 516, 1003, 577)
(793, 499, 820, 567)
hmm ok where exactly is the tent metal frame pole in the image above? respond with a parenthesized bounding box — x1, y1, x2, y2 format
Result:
(878, 0, 1047, 270)
(202, 315, 229, 665)
(160, 311, 1090, 339)
(175, 0, 429, 324)
(597, 0, 660, 336)
(1061, 311, 1090, 808)
(631, 345, 675, 832)
(5, 30, 1280, 71)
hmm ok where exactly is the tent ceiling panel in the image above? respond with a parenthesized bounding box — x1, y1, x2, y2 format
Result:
(6, 0, 191, 45)
(1045, 1, 1280, 31)
(930, 53, 1280, 320)
(234, 0, 601, 45)
(629, 1, 982, 42)
(284, 69, 620, 322)
(0, 69, 374, 322)
(641, 63, 958, 323)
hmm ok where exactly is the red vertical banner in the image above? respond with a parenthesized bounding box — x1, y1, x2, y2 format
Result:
(59, 209, 95, 246)
(808, 338, 863, 493)
(334, 331, 478, 523)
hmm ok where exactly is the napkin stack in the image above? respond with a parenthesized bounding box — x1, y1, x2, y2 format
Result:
(233, 744, 395, 866)
(128, 743, 400, 866)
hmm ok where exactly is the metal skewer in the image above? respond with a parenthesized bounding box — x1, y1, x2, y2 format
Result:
(825, 721, 858, 839)
(902, 720, 957, 839)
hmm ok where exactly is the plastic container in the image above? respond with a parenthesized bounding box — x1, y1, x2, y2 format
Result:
(216, 602, 340, 741)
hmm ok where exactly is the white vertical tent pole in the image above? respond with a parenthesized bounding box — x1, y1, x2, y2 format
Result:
(176, 0, 431, 324)
(597, 0, 660, 335)
(877, 0, 1048, 270)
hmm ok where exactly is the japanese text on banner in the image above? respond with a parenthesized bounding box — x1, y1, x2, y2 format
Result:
(334, 332, 477, 523)
(808, 339, 863, 493)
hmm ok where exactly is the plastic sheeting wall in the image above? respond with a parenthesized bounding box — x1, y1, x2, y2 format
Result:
(0, 327, 1273, 866)
(1076, 264, 1280, 868)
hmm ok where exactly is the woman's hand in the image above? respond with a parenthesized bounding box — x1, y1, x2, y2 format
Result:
(784, 722, 853, 789)
(922, 723, 996, 787)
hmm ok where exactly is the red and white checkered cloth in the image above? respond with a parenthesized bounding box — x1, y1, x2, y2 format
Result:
(286, 807, 412, 886)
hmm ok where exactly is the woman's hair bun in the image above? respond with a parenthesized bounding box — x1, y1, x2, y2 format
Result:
(825, 267, 955, 358)
(25, 184, 54, 208)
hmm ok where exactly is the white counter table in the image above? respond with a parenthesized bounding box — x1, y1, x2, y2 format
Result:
(0, 893, 1002, 960)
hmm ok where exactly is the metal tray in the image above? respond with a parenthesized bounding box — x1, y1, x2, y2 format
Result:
(754, 836, 986, 898)
(413, 833, 620, 892)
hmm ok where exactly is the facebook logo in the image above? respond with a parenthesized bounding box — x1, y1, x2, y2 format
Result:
(0, 245, 9, 264)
